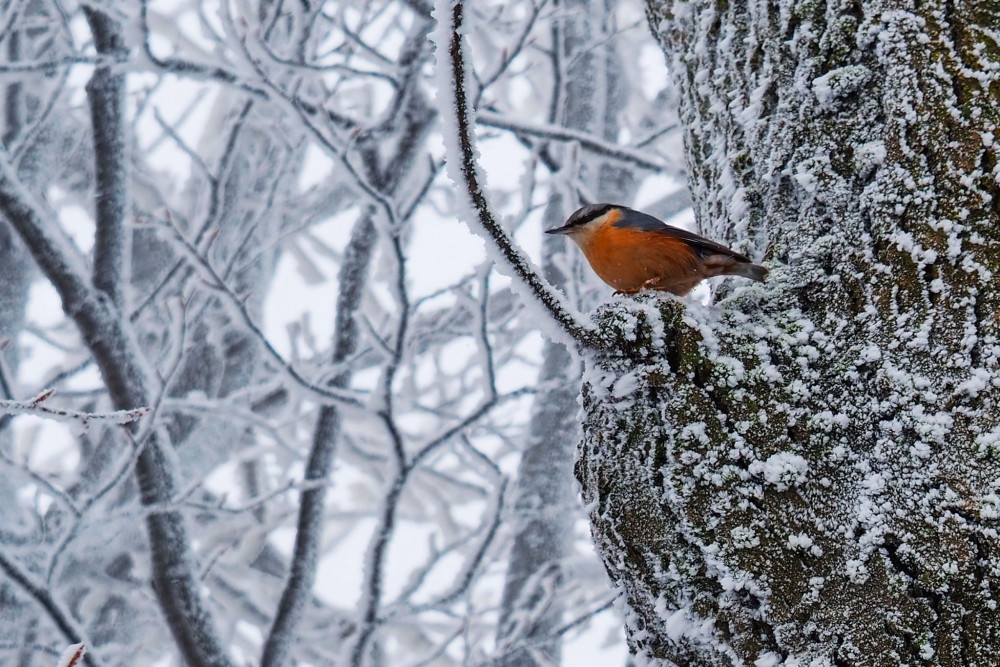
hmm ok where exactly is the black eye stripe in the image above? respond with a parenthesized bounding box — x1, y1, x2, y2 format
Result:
(565, 204, 614, 229)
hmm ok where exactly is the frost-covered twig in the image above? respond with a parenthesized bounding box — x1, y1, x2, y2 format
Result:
(410, 396, 498, 467)
(0, 442, 81, 518)
(0, 393, 149, 426)
(481, 597, 617, 667)
(0, 644, 59, 659)
(131, 102, 255, 322)
(186, 478, 323, 517)
(150, 217, 365, 409)
(10, 66, 69, 163)
(397, 477, 506, 615)
(265, 33, 437, 653)
(383, 433, 505, 614)
(477, 111, 667, 173)
(410, 627, 465, 667)
(138, 0, 266, 98)
(0, 1, 26, 56)
(44, 431, 150, 585)
(474, 0, 544, 97)
(347, 385, 519, 663)
(474, 271, 498, 399)
(163, 397, 296, 453)
(433, 0, 600, 351)
(151, 108, 212, 182)
(0, 55, 108, 75)
(251, 34, 398, 86)
(262, 213, 378, 667)
(349, 231, 413, 667)
(55, 643, 87, 667)
(349, 425, 407, 667)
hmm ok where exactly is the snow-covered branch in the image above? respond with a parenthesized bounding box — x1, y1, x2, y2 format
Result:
(0, 392, 148, 426)
(0, 552, 99, 667)
(433, 0, 601, 352)
(55, 644, 88, 667)
(83, 7, 129, 308)
(265, 15, 437, 663)
(151, 217, 366, 408)
(262, 212, 378, 667)
(477, 110, 667, 173)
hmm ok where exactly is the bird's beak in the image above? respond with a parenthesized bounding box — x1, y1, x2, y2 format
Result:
(545, 225, 572, 235)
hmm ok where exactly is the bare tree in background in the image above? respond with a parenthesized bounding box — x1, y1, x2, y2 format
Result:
(495, 0, 645, 664)
(0, 0, 682, 664)
(0, 2, 45, 658)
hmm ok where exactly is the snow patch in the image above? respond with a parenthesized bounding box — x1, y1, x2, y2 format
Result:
(812, 65, 872, 106)
(749, 452, 809, 491)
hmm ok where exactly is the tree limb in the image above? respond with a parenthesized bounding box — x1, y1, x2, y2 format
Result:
(260, 213, 377, 667)
(0, 393, 149, 425)
(477, 110, 667, 173)
(433, 0, 601, 351)
(83, 7, 129, 308)
(0, 156, 234, 667)
(263, 32, 436, 657)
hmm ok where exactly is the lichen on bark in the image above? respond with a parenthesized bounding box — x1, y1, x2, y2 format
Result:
(576, 0, 1000, 663)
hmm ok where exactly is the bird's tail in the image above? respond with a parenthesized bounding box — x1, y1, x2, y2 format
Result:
(726, 262, 768, 283)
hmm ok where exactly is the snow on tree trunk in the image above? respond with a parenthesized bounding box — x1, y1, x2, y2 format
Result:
(576, 0, 1000, 663)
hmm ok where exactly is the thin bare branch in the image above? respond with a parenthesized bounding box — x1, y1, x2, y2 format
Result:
(477, 110, 667, 172)
(0, 552, 102, 667)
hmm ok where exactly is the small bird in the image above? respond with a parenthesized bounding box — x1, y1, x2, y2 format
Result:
(546, 203, 768, 296)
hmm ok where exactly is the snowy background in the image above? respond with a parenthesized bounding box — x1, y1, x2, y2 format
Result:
(0, 0, 695, 664)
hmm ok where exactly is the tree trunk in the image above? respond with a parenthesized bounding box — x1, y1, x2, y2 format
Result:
(576, 0, 1000, 663)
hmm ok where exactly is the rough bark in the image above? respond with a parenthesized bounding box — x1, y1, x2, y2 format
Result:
(576, 0, 1000, 664)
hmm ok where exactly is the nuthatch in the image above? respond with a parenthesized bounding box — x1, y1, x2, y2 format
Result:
(546, 203, 768, 296)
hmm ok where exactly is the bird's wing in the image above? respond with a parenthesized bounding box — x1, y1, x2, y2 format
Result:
(613, 208, 752, 263)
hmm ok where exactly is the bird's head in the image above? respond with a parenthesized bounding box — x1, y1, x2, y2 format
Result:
(545, 203, 619, 240)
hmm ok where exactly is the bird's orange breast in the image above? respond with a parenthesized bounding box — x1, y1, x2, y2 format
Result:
(575, 222, 701, 294)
